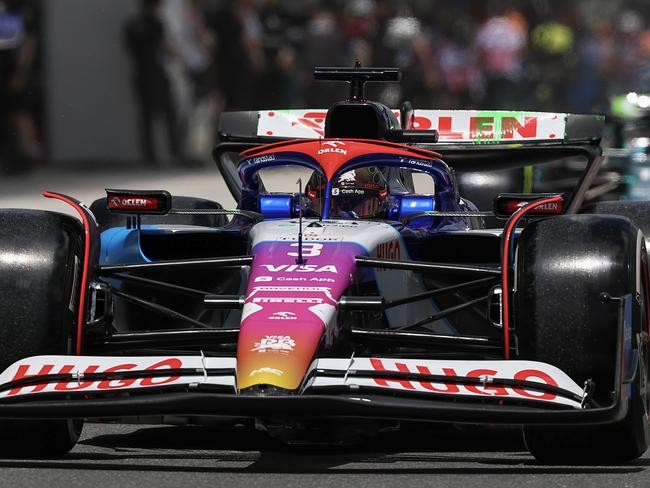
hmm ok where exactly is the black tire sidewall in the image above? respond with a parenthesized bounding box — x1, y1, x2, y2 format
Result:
(0, 210, 85, 457)
(516, 214, 649, 463)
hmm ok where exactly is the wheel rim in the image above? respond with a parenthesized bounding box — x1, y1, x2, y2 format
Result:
(641, 252, 650, 418)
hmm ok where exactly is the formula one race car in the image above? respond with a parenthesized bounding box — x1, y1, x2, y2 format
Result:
(0, 67, 649, 464)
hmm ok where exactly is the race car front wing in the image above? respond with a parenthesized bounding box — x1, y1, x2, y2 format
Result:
(0, 354, 627, 426)
(0, 293, 634, 426)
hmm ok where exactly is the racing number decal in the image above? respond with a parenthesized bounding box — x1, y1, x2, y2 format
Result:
(287, 243, 323, 257)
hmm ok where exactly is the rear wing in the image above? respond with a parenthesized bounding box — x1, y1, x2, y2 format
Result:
(218, 109, 604, 145)
(215, 109, 605, 212)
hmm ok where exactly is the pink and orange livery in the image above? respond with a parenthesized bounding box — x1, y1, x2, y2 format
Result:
(0, 66, 642, 464)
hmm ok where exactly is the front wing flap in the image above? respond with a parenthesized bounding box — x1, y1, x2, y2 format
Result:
(0, 354, 624, 425)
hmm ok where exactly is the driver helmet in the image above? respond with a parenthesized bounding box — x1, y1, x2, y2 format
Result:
(306, 167, 389, 219)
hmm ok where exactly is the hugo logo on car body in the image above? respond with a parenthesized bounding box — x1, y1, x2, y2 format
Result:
(376, 240, 401, 260)
(4, 357, 183, 396)
(369, 358, 566, 401)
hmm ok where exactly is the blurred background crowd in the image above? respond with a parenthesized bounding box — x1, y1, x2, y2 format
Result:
(0, 0, 650, 172)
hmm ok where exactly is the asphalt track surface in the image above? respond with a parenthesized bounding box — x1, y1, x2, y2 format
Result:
(2, 422, 649, 488)
(0, 167, 649, 487)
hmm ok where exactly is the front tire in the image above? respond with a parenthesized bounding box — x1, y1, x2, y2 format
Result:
(515, 214, 650, 464)
(0, 210, 85, 457)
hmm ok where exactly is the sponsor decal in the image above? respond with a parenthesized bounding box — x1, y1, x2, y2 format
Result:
(294, 111, 327, 136)
(252, 154, 276, 164)
(332, 188, 340, 196)
(248, 285, 334, 302)
(507, 200, 562, 214)
(254, 275, 273, 282)
(251, 335, 296, 353)
(257, 110, 566, 142)
(340, 188, 367, 196)
(376, 240, 401, 260)
(407, 159, 433, 169)
(317, 141, 347, 156)
(317, 221, 360, 227)
(260, 264, 338, 273)
(250, 367, 284, 376)
(7, 358, 183, 396)
(268, 311, 297, 321)
(276, 276, 335, 283)
(108, 196, 158, 210)
(369, 358, 561, 401)
(252, 286, 332, 292)
(338, 170, 356, 184)
(252, 297, 324, 304)
(406, 114, 539, 141)
(376, 239, 401, 272)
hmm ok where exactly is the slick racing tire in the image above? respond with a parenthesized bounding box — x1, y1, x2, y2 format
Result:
(0, 210, 85, 457)
(581, 201, 650, 263)
(515, 214, 650, 464)
(89, 195, 228, 230)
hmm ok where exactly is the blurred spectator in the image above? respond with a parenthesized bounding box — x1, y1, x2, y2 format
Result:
(342, 0, 377, 68)
(528, 10, 575, 110)
(195, 0, 650, 115)
(9, 0, 650, 171)
(613, 10, 645, 94)
(565, 24, 605, 113)
(124, 0, 182, 166)
(208, 0, 266, 110)
(637, 30, 650, 91)
(377, 11, 438, 107)
(0, 0, 41, 174)
(302, 6, 350, 106)
(475, 6, 528, 108)
(164, 0, 218, 160)
(436, 21, 482, 108)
